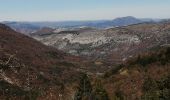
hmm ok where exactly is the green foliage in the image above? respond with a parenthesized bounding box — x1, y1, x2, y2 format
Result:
(136, 54, 157, 67)
(128, 47, 170, 67)
(0, 63, 10, 70)
(142, 74, 170, 100)
(128, 53, 158, 67)
(92, 79, 109, 100)
(37, 74, 50, 84)
(159, 47, 170, 65)
(74, 73, 92, 100)
(159, 89, 170, 100)
(143, 77, 158, 92)
(0, 80, 40, 100)
(26, 90, 40, 100)
(74, 75, 110, 100)
(46, 51, 62, 59)
(103, 64, 124, 78)
(114, 90, 125, 100)
(57, 61, 75, 67)
(141, 91, 160, 100)
(0, 80, 27, 96)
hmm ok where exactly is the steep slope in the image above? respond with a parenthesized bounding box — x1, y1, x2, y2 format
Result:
(102, 47, 170, 100)
(0, 23, 82, 100)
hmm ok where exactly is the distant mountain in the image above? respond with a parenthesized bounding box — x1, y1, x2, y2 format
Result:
(112, 16, 142, 26)
(33, 16, 144, 28)
(86, 16, 143, 28)
(2, 16, 164, 35)
(140, 18, 163, 22)
(2, 21, 41, 35)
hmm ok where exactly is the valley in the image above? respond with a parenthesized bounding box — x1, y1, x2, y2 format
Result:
(32, 21, 170, 67)
(0, 17, 170, 100)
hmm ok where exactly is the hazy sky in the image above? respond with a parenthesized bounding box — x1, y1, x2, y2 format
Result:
(0, 0, 170, 21)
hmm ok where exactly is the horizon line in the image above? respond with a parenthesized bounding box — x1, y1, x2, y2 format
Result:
(0, 16, 168, 22)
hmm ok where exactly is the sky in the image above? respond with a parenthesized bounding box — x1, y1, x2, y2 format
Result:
(0, 0, 170, 21)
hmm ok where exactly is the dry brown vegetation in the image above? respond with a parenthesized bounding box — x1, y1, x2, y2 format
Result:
(0, 22, 170, 100)
(103, 47, 170, 100)
(0, 24, 82, 99)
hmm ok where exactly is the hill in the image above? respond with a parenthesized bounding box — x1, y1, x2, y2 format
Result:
(0, 23, 82, 99)
(1, 21, 170, 100)
(33, 21, 170, 70)
(2, 22, 40, 35)
(102, 47, 170, 100)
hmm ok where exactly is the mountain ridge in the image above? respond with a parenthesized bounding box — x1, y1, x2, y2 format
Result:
(2, 16, 164, 35)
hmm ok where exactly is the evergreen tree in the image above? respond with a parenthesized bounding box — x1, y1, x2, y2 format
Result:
(74, 73, 92, 100)
(142, 75, 170, 100)
(114, 90, 125, 100)
(92, 79, 109, 100)
(143, 77, 158, 92)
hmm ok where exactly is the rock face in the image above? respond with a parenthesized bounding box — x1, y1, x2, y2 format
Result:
(33, 21, 170, 64)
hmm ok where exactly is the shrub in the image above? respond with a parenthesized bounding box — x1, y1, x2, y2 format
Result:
(103, 64, 124, 78)
(74, 73, 92, 100)
(114, 90, 125, 100)
(143, 77, 158, 92)
(142, 74, 170, 100)
(92, 79, 109, 100)
(0, 80, 40, 100)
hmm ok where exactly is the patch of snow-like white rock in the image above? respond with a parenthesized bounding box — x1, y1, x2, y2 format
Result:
(0, 71, 14, 84)
(33, 28, 141, 57)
